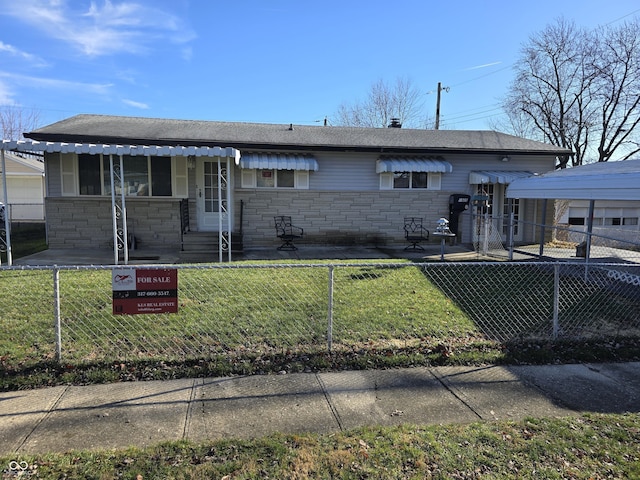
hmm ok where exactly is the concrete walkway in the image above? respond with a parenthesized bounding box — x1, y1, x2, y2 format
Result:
(10, 244, 482, 266)
(2, 362, 640, 455)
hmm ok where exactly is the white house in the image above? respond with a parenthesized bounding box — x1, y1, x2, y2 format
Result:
(0, 151, 45, 221)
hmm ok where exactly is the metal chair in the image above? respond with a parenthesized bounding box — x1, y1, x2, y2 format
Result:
(403, 217, 430, 250)
(274, 216, 304, 250)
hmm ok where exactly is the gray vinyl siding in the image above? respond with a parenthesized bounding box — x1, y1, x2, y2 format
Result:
(310, 152, 379, 191)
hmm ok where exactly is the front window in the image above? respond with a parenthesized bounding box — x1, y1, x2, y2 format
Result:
(78, 154, 172, 196)
(119, 155, 149, 196)
(257, 169, 295, 188)
(78, 154, 101, 195)
(393, 172, 428, 189)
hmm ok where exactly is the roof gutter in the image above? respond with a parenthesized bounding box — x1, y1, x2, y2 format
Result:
(24, 133, 572, 157)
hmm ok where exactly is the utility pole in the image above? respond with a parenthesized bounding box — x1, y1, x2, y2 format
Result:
(435, 82, 449, 130)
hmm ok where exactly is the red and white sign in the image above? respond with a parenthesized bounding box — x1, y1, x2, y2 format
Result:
(112, 268, 178, 315)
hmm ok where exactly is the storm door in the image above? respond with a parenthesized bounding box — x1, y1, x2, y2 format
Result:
(195, 158, 232, 232)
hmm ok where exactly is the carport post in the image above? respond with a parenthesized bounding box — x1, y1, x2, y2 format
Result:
(507, 200, 514, 261)
(584, 200, 595, 280)
(538, 199, 547, 258)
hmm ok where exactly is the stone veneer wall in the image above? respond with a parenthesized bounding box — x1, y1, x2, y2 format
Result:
(235, 189, 452, 248)
(45, 198, 183, 249)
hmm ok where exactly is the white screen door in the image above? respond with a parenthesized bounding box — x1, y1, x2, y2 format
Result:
(196, 158, 231, 231)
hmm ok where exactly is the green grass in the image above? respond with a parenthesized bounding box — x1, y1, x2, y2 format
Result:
(2, 413, 639, 479)
(2, 259, 640, 389)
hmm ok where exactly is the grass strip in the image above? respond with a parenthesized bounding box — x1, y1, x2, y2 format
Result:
(2, 413, 639, 479)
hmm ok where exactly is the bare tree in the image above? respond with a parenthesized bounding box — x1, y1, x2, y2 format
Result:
(592, 20, 640, 162)
(488, 108, 543, 141)
(502, 17, 640, 167)
(334, 77, 425, 128)
(0, 106, 41, 140)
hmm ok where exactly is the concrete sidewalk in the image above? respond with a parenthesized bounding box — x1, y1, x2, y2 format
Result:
(2, 362, 640, 455)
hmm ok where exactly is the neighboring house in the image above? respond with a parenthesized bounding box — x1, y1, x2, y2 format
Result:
(0, 151, 45, 221)
(560, 199, 640, 230)
(23, 114, 571, 253)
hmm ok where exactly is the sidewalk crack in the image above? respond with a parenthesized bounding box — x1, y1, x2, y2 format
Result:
(15, 385, 69, 453)
(315, 373, 344, 431)
(430, 369, 483, 420)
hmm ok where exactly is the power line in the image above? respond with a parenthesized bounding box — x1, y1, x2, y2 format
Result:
(449, 65, 513, 89)
(442, 108, 503, 123)
(604, 8, 640, 26)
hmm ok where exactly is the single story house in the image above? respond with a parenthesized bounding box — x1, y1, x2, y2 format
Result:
(21, 114, 571, 258)
(0, 151, 45, 221)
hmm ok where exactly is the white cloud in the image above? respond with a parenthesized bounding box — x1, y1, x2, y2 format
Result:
(463, 61, 503, 71)
(0, 71, 113, 96)
(0, 41, 48, 67)
(0, 0, 196, 57)
(181, 46, 193, 62)
(0, 79, 16, 105)
(122, 98, 149, 109)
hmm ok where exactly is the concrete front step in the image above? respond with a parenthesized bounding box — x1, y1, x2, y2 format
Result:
(181, 232, 243, 253)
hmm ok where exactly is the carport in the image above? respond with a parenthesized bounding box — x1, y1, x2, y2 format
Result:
(506, 159, 640, 260)
(1, 140, 239, 266)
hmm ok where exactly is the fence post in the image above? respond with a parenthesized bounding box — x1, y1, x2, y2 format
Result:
(508, 210, 515, 261)
(553, 263, 560, 340)
(53, 267, 62, 361)
(327, 265, 334, 352)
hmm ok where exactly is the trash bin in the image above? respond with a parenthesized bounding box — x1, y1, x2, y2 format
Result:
(576, 241, 587, 257)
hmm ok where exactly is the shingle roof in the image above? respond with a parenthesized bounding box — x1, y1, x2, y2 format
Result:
(27, 114, 572, 156)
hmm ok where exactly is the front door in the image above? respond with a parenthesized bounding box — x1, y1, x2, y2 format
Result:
(472, 183, 524, 245)
(195, 158, 232, 232)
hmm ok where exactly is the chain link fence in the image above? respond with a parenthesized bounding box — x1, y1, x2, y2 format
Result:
(467, 212, 640, 263)
(1, 261, 639, 368)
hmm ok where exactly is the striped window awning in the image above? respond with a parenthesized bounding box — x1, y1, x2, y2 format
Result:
(238, 152, 319, 171)
(376, 157, 453, 173)
(0, 139, 240, 158)
(469, 171, 535, 185)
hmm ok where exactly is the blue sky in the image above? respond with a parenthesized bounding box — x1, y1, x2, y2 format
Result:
(0, 0, 639, 132)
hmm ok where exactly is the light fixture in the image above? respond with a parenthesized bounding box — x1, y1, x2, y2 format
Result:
(501, 156, 510, 162)
(187, 155, 196, 170)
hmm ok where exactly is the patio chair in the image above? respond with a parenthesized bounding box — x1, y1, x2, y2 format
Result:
(274, 216, 304, 251)
(403, 217, 430, 250)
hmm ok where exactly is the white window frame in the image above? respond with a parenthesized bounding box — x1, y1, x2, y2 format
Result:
(240, 169, 310, 189)
(379, 172, 442, 190)
(60, 153, 77, 196)
(62, 153, 188, 198)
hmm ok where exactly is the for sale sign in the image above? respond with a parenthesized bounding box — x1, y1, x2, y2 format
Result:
(112, 268, 178, 315)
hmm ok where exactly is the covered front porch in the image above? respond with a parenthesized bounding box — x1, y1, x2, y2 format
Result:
(1, 140, 240, 266)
